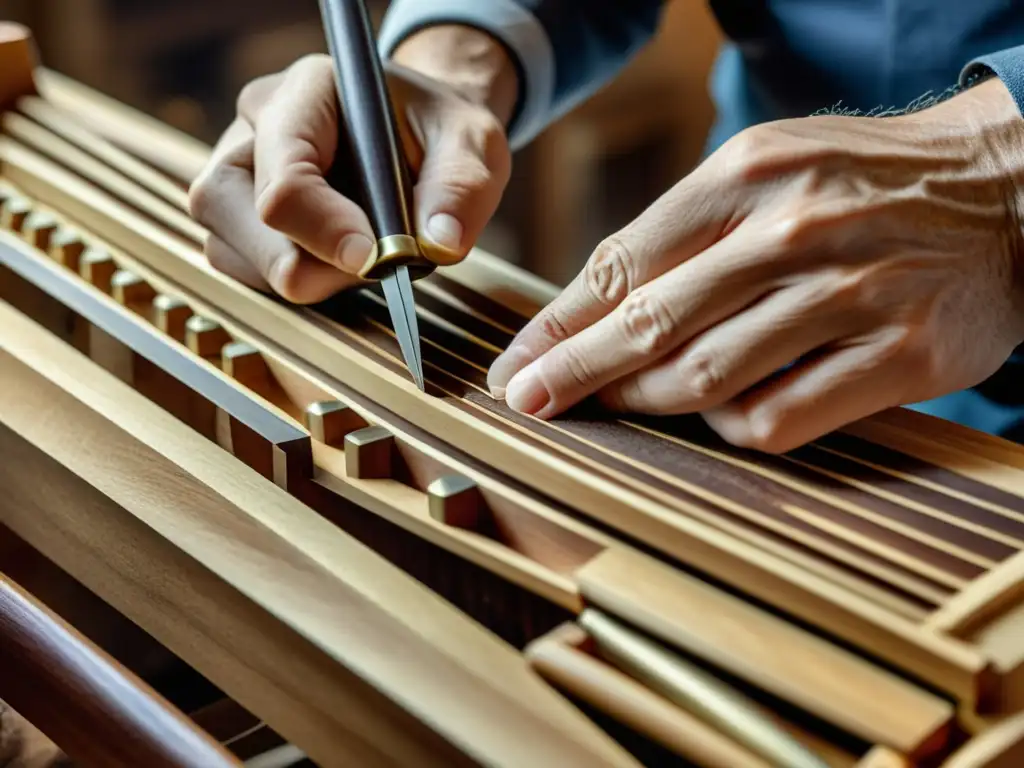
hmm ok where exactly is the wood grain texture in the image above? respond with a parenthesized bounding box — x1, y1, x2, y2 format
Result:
(0, 571, 242, 768)
(576, 548, 955, 761)
(0, 128, 1002, 706)
(13, 67, 1024, 760)
(525, 624, 778, 768)
(0, 299, 640, 768)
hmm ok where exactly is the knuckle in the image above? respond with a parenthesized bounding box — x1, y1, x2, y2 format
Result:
(560, 345, 595, 389)
(812, 268, 872, 308)
(585, 237, 635, 306)
(256, 176, 302, 230)
(619, 290, 677, 356)
(289, 53, 332, 81)
(187, 175, 215, 224)
(536, 307, 573, 345)
(433, 158, 494, 199)
(266, 250, 314, 305)
(722, 125, 772, 177)
(678, 352, 725, 401)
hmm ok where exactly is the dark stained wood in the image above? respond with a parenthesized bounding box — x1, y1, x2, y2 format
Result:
(0, 571, 242, 768)
(0, 236, 312, 473)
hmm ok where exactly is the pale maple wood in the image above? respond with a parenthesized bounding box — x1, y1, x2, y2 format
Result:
(34, 67, 209, 183)
(0, 294, 640, 768)
(928, 550, 1024, 636)
(576, 547, 956, 761)
(856, 747, 912, 768)
(525, 623, 777, 768)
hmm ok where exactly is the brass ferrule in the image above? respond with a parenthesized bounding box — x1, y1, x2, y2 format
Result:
(359, 234, 436, 281)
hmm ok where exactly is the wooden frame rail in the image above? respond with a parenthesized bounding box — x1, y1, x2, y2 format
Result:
(0, 569, 243, 768)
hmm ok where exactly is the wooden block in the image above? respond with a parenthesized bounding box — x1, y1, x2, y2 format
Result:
(345, 426, 394, 480)
(185, 315, 231, 358)
(79, 247, 117, 293)
(111, 269, 156, 307)
(152, 294, 192, 342)
(0, 23, 36, 110)
(1, 195, 31, 232)
(222, 341, 269, 390)
(21, 210, 58, 250)
(304, 401, 367, 446)
(427, 475, 483, 530)
(49, 228, 86, 271)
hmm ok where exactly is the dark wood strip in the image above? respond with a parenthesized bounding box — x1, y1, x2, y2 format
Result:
(818, 432, 1024, 513)
(456, 395, 945, 611)
(299, 303, 942, 605)
(305, 290, 987, 586)
(789, 443, 1024, 541)
(0, 237, 308, 450)
(424, 271, 531, 333)
(411, 282, 516, 350)
(0, 571, 243, 768)
(314, 295, 1000, 574)
(469, 395, 982, 581)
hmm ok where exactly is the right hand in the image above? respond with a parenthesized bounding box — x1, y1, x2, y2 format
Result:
(189, 34, 514, 304)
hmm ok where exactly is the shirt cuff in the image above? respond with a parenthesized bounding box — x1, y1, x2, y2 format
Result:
(377, 0, 555, 151)
(960, 43, 1024, 116)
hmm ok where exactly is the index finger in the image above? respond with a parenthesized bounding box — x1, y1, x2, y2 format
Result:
(487, 164, 730, 396)
(250, 55, 377, 275)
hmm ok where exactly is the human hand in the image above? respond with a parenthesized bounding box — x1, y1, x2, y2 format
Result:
(189, 26, 515, 303)
(488, 77, 1024, 453)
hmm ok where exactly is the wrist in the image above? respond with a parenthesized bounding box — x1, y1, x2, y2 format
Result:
(389, 25, 520, 127)
(912, 77, 1024, 302)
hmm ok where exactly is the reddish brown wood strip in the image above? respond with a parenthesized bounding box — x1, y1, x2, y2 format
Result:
(0, 572, 242, 768)
(817, 432, 1024, 514)
(787, 444, 1024, 541)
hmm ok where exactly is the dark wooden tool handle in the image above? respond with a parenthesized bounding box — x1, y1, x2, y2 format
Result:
(0, 570, 243, 768)
(319, 0, 415, 240)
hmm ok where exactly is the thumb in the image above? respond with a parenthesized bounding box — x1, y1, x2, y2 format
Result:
(411, 102, 511, 265)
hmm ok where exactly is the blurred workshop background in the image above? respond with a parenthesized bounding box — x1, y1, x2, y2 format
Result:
(3, 0, 721, 287)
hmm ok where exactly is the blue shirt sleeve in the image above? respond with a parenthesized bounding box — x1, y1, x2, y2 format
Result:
(378, 0, 667, 150)
(961, 44, 1024, 116)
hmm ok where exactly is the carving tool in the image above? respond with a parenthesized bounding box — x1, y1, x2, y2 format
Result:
(318, 0, 434, 390)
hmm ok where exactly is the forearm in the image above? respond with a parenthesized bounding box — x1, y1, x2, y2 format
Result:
(378, 0, 667, 149)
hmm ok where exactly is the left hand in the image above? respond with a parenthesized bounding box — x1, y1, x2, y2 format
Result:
(487, 77, 1024, 453)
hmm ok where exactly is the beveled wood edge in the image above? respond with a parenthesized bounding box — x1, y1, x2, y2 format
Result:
(0, 570, 244, 767)
(575, 547, 958, 760)
(524, 623, 778, 768)
(938, 710, 1024, 767)
(927, 550, 1024, 637)
(0, 230, 306, 447)
(0, 298, 641, 768)
(34, 67, 209, 184)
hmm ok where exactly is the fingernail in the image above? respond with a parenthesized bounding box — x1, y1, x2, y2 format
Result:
(426, 213, 463, 252)
(505, 363, 550, 416)
(335, 233, 374, 273)
(488, 345, 534, 398)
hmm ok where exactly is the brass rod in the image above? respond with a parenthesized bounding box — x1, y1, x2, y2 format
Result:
(578, 609, 829, 768)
